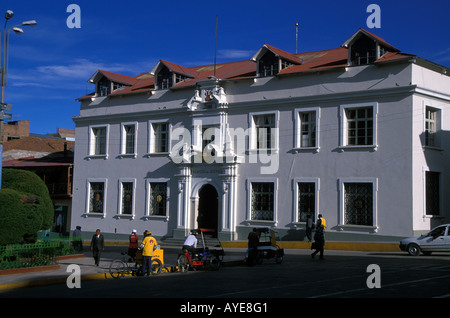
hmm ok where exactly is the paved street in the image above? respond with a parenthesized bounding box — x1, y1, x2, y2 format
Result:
(2, 248, 450, 303)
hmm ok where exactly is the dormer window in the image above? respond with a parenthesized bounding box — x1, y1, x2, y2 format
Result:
(259, 50, 279, 77)
(350, 35, 377, 66)
(252, 44, 302, 78)
(151, 60, 194, 90)
(96, 78, 125, 96)
(157, 66, 173, 89)
(342, 29, 400, 67)
(97, 77, 111, 96)
(155, 66, 188, 89)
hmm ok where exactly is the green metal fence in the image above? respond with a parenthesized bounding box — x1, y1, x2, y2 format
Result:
(0, 239, 75, 270)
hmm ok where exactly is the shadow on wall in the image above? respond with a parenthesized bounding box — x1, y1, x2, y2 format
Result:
(419, 129, 450, 229)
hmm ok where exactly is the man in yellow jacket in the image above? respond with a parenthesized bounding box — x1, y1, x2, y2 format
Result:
(141, 230, 157, 277)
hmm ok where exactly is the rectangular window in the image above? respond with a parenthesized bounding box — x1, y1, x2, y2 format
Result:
(300, 112, 316, 148)
(301, 111, 317, 147)
(120, 182, 134, 215)
(425, 106, 440, 147)
(340, 103, 377, 149)
(149, 182, 167, 216)
(250, 112, 279, 152)
(344, 182, 373, 226)
(298, 182, 316, 222)
(89, 182, 104, 213)
(426, 171, 440, 216)
(121, 123, 136, 155)
(251, 182, 274, 220)
(92, 127, 106, 155)
(254, 114, 274, 149)
(151, 122, 169, 153)
(346, 107, 373, 146)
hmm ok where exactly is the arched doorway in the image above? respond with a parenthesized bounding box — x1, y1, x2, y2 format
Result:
(197, 184, 219, 235)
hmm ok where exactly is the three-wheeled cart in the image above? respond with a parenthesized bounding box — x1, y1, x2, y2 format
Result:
(109, 245, 164, 278)
(250, 227, 284, 264)
(178, 228, 225, 272)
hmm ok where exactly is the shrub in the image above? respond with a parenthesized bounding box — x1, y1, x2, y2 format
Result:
(0, 169, 54, 244)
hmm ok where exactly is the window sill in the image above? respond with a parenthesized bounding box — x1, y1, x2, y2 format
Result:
(423, 145, 443, 152)
(86, 154, 108, 160)
(117, 153, 137, 159)
(82, 212, 106, 218)
(337, 224, 378, 233)
(292, 147, 320, 153)
(113, 214, 135, 220)
(338, 145, 378, 152)
(145, 152, 170, 157)
(142, 215, 169, 222)
(244, 219, 277, 227)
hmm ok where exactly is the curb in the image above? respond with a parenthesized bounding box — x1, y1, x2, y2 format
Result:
(0, 242, 400, 292)
(221, 241, 400, 251)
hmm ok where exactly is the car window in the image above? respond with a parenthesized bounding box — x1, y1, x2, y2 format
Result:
(428, 226, 446, 238)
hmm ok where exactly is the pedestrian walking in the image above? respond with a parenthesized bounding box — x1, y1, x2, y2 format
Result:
(305, 215, 314, 242)
(128, 229, 139, 261)
(90, 229, 104, 266)
(72, 226, 83, 251)
(311, 214, 325, 260)
(141, 230, 157, 277)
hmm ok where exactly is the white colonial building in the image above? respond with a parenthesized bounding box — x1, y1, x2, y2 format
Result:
(71, 29, 450, 241)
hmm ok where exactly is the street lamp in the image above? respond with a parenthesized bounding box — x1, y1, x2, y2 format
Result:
(0, 11, 37, 189)
(2, 19, 37, 103)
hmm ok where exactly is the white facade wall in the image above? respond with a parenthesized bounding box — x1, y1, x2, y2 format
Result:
(71, 61, 450, 241)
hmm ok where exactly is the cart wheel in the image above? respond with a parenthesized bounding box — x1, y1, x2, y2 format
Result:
(276, 248, 284, 264)
(210, 257, 221, 270)
(177, 254, 190, 273)
(275, 255, 283, 264)
(246, 248, 258, 266)
(257, 251, 264, 264)
(151, 258, 162, 275)
(109, 260, 126, 279)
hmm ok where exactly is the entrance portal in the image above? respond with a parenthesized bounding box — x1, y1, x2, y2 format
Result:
(197, 184, 219, 235)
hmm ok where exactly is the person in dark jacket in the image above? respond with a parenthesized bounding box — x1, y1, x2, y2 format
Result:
(90, 229, 104, 266)
(311, 216, 325, 260)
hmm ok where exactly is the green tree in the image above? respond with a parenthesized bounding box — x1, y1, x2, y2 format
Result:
(0, 169, 54, 244)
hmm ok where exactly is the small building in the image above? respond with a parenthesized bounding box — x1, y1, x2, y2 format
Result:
(2, 128, 75, 236)
(71, 29, 450, 242)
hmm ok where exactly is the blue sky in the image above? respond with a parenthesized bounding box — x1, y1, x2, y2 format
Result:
(2, 0, 449, 135)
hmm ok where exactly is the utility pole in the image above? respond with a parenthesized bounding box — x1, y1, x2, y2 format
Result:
(0, 10, 37, 189)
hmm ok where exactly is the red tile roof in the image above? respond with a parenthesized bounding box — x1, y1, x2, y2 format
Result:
(3, 136, 75, 153)
(79, 29, 420, 100)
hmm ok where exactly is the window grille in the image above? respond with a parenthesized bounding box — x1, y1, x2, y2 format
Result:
(150, 183, 167, 216)
(298, 182, 315, 222)
(344, 183, 373, 226)
(121, 182, 133, 214)
(89, 182, 104, 213)
(251, 182, 274, 220)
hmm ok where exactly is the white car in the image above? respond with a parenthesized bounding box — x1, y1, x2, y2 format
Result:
(399, 224, 450, 256)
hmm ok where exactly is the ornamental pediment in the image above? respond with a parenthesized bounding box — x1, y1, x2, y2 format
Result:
(187, 79, 228, 111)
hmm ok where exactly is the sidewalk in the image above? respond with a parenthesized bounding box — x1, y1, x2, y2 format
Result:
(0, 241, 399, 292)
(0, 244, 246, 292)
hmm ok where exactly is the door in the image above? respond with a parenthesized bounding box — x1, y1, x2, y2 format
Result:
(197, 184, 219, 235)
